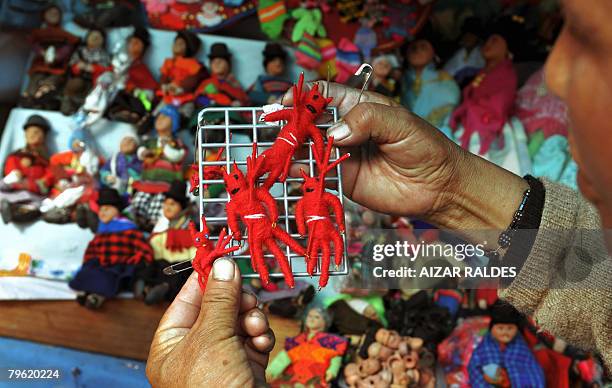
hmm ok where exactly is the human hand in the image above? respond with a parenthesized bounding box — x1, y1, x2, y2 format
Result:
(284, 82, 528, 231)
(147, 258, 274, 387)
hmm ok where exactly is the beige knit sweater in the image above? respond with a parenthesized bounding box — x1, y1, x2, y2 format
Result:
(500, 180, 611, 371)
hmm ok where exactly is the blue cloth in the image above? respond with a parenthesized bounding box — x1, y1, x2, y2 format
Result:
(97, 217, 138, 234)
(468, 332, 545, 388)
(401, 64, 460, 128)
(532, 135, 577, 189)
(443, 47, 485, 85)
(157, 105, 180, 134)
(247, 75, 292, 106)
(69, 259, 137, 297)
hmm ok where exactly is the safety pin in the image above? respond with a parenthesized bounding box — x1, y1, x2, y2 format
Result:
(355, 63, 373, 104)
(163, 259, 194, 275)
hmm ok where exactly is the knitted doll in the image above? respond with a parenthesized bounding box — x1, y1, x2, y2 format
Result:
(108, 27, 159, 126)
(195, 43, 249, 108)
(100, 135, 142, 195)
(133, 180, 195, 305)
(0, 115, 53, 224)
(247, 43, 293, 106)
(443, 17, 486, 87)
(132, 105, 187, 231)
(267, 307, 348, 387)
(158, 31, 207, 117)
(370, 54, 399, 99)
(69, 188, 153, 310)
(468, 301, 545, 388)
(60, 28, 111, 115)
(20, 5, 79, 110)
(401, 30, 460, 129)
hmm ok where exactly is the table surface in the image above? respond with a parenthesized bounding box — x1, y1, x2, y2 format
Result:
(0, 300, 300, 361)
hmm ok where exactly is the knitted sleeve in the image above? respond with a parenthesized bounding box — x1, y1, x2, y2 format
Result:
(500, 180, 612, 369)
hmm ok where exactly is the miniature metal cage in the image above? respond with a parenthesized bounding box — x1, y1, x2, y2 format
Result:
(196, 106, 349, 279)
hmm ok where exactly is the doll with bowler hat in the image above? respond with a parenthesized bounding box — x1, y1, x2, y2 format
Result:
(247, 43, 293, 106)
(158, 30, 208, 117)
(69, 188, 153, 309)
(133, 180, 196, 305)
(1, 115, 54, 224)
(195, 42, 249, 108)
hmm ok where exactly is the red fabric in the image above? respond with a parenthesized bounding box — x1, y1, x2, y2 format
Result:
(165, 228, 193, 252)
(523, 329, 571, 388)
(126, 60, 159, 92)
(195, 74, 249, 106)
(3, 149, 52, 194)
(450, 59, 517, 154)
(475, 289, 498, 307)
(132, 180, 171, 194)
(259, 73, 332, 188)
(159, 56, 203, 104)
(84, 229, 153, 266)
(28, 27, 79, 75)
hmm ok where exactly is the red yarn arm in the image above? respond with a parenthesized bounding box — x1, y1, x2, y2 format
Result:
(324, 192, 345, 232)
(263, 109, 291, 123)
(256, 188, 278, 223)
(295, 199, 306, 236)
(307, 123, 325, 159)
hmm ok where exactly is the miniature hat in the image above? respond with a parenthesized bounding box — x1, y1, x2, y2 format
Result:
(489, 300, 523, 328)
(176, 30, 202, 57)
(209, 42, 232, 61)
(461, 17, 484, 37)
(23, 114, 51, 133)
(131, 26, 151, 50)
(164, 180, 189, 209)
(157, 105, 181, 134)
(263, 42, 287, 61)
(97, 188, 126, 211)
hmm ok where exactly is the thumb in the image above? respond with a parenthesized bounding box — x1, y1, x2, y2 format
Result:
(326, 102, 420, 147)
(195, 257, 242, 340)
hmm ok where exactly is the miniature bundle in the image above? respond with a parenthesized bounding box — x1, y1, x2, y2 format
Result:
(295, 137, 350, 287)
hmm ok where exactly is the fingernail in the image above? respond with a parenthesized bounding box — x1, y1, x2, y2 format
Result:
(327, 121, 351, 141)
(213, 258, 235, 281)
(249, 309, 264, 319)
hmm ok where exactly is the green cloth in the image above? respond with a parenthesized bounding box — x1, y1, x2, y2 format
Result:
(323, 294, 387, 327)
(528, 129, 546, 158)
(267, 349, 291, 378)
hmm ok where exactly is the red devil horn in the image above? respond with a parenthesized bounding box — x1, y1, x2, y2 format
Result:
(300, 168, 309, 180)
(189, 220, 197, 237)
(200, 215, 210, 235)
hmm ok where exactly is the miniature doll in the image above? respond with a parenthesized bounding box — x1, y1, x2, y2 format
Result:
(447, 15, 531, 175)
(108, 27, 159, 126)
(158, 30, 207, 117)
(468, 301, 545, 388)
(69, 188, 153, 310)
(131, 105, 187, 231)
(401, 29, 460, 129)
(60, 28, 111, 115)
(195, 43, 249, 108)
(100, 135, 142, 195)
(247, 43, 293, 105)
(370, 54, 399, 99)
(41, 133, 101, 224)
(443, 17, 486, 87)
(267, 307, 348, 387)
(0, 115, 53, 224)
(20, 5, 80, 110)
(133, 180, 195, 305)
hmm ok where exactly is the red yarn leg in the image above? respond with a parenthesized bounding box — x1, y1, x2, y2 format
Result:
(278, 154, 293, 182)
(247, 233, 258, 273)
(319, 242, 331, 288)
(331, 230, 344, 267)
(308, 239, 320, 276)
(266, 238, 294, 288)
(252, 240, 270, 285)
(272, 227, 307, 256)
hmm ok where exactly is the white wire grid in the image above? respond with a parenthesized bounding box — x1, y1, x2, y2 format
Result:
(196, 106, 349, 279)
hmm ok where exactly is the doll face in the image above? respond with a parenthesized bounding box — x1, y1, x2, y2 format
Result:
(461, 32, 479, 50)
(162, 197, 183, 220)
(490, 323, 518, 344)
(305, 309, 326, 332)
(173, 37, 187, 57)
(481, 34, 509, 63)
(301, 84, 332, 118)
(373, 58, 392, 79)
(407, 39, 434, 69)
(155, 114, 173, 138)
(24, 125, 46, 148)
(86, 30, 104, 50)
(359, 358, 381, 376)
(120, 137, 138, 155)
(210, 57, 230, 78)
(44, 7, 61, 26)
(266, 58, 285, 77)
(128, 37, 145, 60)
(99, 205, 119, 224)
(222, 163, 247, 196)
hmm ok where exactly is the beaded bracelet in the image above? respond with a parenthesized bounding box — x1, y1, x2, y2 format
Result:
(485, 187, 531, 261)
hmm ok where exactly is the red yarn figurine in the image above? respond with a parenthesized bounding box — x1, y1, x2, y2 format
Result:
(295, 137, 349, 287)
(259, 73, 333, 188)
(223, 145, 306, 287)
(189, 146, 226, 196)
(189, 216, 239, 290)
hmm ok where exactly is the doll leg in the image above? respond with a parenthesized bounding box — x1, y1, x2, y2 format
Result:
(272, 227, 307, 256)
(319, 242, 331, 288)
(265, 239, 294, 288)
(247, 233, 260, 273)
(278, 154, 293, 182)
(331, 230, 344, 267)
(307, 239, 321, 276)
(252, 240, 270, 285)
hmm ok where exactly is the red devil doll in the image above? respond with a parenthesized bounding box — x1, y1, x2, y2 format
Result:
(296, 137, 349, 287)
(189, 216, 239, 290)
(259, 73, 332, 189)
(189, 146, 225, 196)
(223, 146, 306, 287)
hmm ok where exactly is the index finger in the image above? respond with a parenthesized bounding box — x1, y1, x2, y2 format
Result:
(281, 81, 399, 116)
(156, 272, 202, 332)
